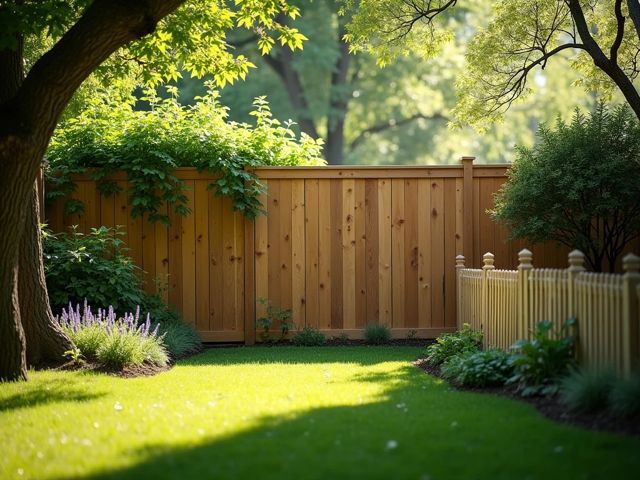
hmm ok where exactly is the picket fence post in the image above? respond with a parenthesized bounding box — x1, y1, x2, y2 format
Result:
(517, 249, 533, 341)
(455, 254, 466, 331)
(481, 252, 494, 347)
(622, 253, 640, 376)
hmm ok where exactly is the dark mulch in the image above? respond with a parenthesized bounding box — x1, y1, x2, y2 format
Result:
(414, 358, 640, 439)
(53, 360, 170, 378)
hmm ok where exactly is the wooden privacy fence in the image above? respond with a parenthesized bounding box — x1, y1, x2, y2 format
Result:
(457, 250, 640, 376)
(47, 158, 573, 343)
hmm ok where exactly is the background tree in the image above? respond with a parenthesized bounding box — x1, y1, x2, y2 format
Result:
(201, 0, 594, 164)
(0, 0, 306, 382)
(491, 103, 640, 272)
(343, 0, 640, 128)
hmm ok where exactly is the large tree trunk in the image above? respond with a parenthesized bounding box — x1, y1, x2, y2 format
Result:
(0, 0, 186, 381)
(20, 178, 74, 365)
(325, 29, 351, 165)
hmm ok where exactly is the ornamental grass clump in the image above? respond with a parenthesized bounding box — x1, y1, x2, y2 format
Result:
(57, 302, 168, 369)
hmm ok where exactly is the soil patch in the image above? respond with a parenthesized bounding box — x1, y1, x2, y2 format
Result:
(52, 360, 170, 378)
(414, 358, 640, 439)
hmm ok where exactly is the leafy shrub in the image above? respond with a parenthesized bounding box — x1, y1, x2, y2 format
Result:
(560, 368, 616, 413)
(364, 323, 391, 345)
(44, 226, 145, 314)
(44, 225, 182, 327)
(293, 326, 326, 346)
(508, 319, 577, 396)
(57, 303, 168, 368)
(154, 321, 202, 360)
(426, 324, 482, 366)
(47, 88, 325, 222)
(610, 375, 640, 417)
(491, 103, 640, 272)
(441, 349, 513, 388)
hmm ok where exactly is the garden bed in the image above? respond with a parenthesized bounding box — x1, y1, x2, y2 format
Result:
(414, 358, 640, 439)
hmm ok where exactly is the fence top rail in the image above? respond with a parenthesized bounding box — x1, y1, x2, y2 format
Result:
(65, 163, 512, 182)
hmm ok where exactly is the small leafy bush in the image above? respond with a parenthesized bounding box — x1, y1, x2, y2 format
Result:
(441, 349, 513, 388)
(57, 303, 168, 369)
(154, 321, 201, 360)
(293, 326, 326, 346)
(509, 319, 577, 396)
(610, 375, 640, 417)
(560, 368, 616, 413)
(426, 324, 483, 365)
(364, 323, 391, 345)
(256, 299, 293, 342)
(44, 226, 145, 314)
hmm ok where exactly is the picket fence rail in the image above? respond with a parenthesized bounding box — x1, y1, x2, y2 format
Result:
(456, 249, 640, 376)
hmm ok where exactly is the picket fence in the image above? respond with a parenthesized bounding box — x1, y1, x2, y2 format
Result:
(456, 250, 640, 376)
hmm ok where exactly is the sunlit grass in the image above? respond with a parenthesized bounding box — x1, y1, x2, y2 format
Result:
(1, 347, 638, 480)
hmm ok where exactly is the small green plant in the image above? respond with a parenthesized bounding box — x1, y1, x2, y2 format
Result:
(610, 375, 640, 417)
(63, 347, 85, 365)
(293, 326, 326, 346)
(426, 324, 483, 366)
(256, 298, 293, 341)
(154, 321, 202, 360)
(441, 349, 513, 388)
(58, 303, 168, 369)
(560, 368, 616, 413)
(364, 323, 391, 345)
(508, 318, 577, 396)
(407, 329, 418, 340)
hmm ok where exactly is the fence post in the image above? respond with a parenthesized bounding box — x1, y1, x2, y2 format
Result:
(622, 253, 640, 376)
(567, 249, 586, 317)
(481, 252, 494, 347)
(517, 249, 533, 340)
(461, 156, 475, 267)
(455, 254, 466, 331)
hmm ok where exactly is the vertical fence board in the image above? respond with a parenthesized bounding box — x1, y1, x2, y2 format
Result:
(305, 179, 320, 328)
(331, 180, 344, 330)
(254, 187, 269, 325)
(209, 193, 223, 331)
(355, 180, 367, 328)
(444, 178, 457, 327)
(194, 181, 210, 332)
(181, 182, 196, 325)
(364, 179, 380, 325)
(291, 179, 306, 328)
(378, 179, 392, 325)
(404, 179, 419, 329)
(431, 179, 445, 328)
(267, 180, 281, 310)
(342, 180, 356, 329)
(392, 179, 405, 328)
(318, 180, 333, 330)
(417, 179, 432, 328)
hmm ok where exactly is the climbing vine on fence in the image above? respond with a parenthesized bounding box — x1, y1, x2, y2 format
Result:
(46, 85, 325, 223)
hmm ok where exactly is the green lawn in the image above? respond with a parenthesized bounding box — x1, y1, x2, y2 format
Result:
(1, 347, 638, 480)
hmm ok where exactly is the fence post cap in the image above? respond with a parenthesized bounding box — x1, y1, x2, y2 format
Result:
(568, 249, 586, 272)
(623, 253, 640, 274)
(460, 156, 476, 164)
(455, 254, 466, 268)
(482, 252, 495, 270)
(517, 249, 533, 270)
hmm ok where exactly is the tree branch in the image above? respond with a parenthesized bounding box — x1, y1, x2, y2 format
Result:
(627, 0, 640, 41)
(5, 0, 186, 141)
(611, 0, 626, 65)
(349, 112, 447, 152)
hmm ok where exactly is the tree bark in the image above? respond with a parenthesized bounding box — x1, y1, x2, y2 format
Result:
(0, 0, 186, 381)
(20, 178, 74, 365)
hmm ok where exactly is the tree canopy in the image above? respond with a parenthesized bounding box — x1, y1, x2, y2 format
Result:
(343, 0, 640, 128)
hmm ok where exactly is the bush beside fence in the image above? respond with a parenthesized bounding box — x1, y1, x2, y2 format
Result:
(457, 250, 640, 376)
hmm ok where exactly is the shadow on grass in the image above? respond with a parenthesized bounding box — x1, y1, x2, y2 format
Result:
(0, 379, 106, 413)
(57, 359, 640, 480)
(179, 346, 425, 367)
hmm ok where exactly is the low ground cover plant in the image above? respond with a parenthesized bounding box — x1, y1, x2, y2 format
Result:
(256, 299, 293, 342)
(364, 323, 391, 345)
(292, 326, 326, 346)
(441, 348, 513, 388)
(425, 323, 482, 365)
(58, 303, 168, 369)
(561, 368, 640, 417)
